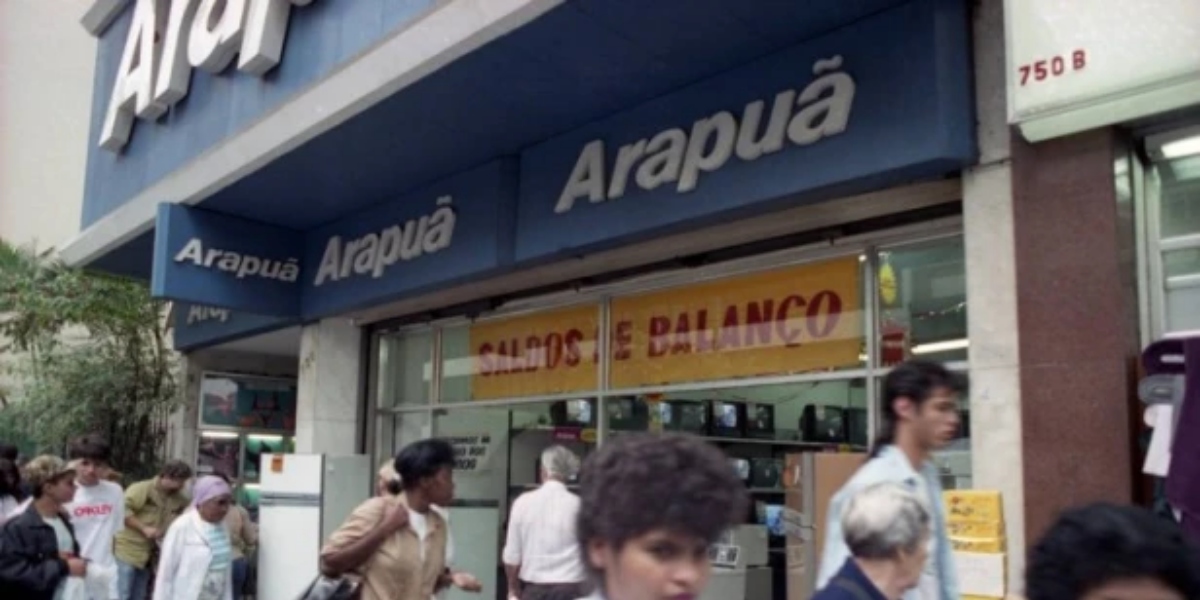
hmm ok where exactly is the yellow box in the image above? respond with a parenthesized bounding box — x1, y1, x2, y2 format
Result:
(950, 536, 1007, 553)
(947, 519, 1006, 538)
(944, 490, 1004, 524)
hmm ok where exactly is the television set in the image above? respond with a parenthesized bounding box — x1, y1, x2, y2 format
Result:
(800, 404, 847, 443)
(665, 401, 709, 434)
(729, 458, 751, 483)
(551, 399, 596, 428)
(750, 458, 783, 488)
(745, 403, 776, 439)
(711, 401, 744, 437)
(845, 407, 869, 446)
(606, 396, 649, 431)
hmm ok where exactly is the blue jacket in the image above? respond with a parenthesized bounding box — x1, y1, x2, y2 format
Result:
(816, 446, 959, 600)
(813, 559, 888, 600)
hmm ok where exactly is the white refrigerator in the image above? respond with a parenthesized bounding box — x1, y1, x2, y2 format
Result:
(257, 454, 373, 600)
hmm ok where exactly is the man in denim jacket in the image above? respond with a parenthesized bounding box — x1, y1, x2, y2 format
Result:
(817, 361, 966, 600)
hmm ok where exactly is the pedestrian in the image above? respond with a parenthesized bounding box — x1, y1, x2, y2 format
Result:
(813, 482, 931, 600)
(503, 446, 587, 600)
(65, 435, 125, 600)
(320, 439, 482, 600)
(153, 475, 235, 600)
(114, 460, 192, 600)
(575, 433, 748, 600)
(0, 455, 88, 600)
(0, 458, 24, 522)
(1027, 503, 1200, 600)
(212, 474, 257, 600)
(817, 360, 965, 600)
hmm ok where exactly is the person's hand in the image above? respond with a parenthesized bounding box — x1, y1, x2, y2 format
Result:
(382, 503, 410, 533)
(66, 557, 87, 577)
(141, 526, 161, 541)
(452, 572, 482, 593)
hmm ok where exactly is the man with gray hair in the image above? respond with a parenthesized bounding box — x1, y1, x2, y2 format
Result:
(814, 482, 933, 600)
(502, 445, 587, 600)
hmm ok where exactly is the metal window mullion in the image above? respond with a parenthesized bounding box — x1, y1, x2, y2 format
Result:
(864, 246, 880, 447)
(1147, 166, 1169, 339)
(430, 326, 444, 406)
(596, 298, 611, 446)
(1160, 232, 1200, 253)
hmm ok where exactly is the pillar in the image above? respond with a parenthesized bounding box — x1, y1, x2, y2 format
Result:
(295, 318, 364, 455)
(962, 0, 1026, 591)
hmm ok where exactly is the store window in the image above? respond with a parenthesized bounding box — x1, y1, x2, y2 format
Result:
(369, 232, 970, 600)
(376, 331, 433, 407)
(1144, 131, 1200, 336)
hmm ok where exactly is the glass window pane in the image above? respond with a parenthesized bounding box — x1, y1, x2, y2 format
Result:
(440, 305, 601, 403)
(876, 237, 968, 365)
(1159, 161, 1200, 238)
(608, 256, 866, 389)
(376, 331, 433, 407)
(1164, 248, 1200, 278)
(378, 411, 431, 461)
(1166, 286, 1200, 333)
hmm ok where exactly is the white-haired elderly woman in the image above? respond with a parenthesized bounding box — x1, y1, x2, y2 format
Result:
(502, 445, 588, 600)
(813, 482, 932, 600)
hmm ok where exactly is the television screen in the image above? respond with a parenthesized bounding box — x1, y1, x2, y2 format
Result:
(657, 402, 673, 426)
(607, 397, 648, 431)
(673, 402, 708, 433)
(750, 458, 783, 488)
(567, 399, 593, 425)
(845, 407, 868, 446)
(745, 403, 775, 439)
(801, 404, 847, 443)
(711, 401, 743, 437)
(761, 504, 786, 537)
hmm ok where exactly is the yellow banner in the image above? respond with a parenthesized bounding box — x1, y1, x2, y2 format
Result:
(468, 305, 599, 400)
(609, 257, 862, 388)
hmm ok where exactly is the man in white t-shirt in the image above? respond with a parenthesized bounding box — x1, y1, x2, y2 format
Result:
(65, 435, 126, 600)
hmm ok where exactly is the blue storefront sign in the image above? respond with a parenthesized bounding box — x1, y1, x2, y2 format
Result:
(516, 0, 973, 261)
(153, 160, 516, 320)
(172, 304, 297, 351)
(149, 0, 975, 328)
(153, 204, 304, 316)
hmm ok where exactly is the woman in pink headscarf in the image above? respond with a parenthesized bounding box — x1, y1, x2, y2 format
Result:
(153, 475, 235, 600)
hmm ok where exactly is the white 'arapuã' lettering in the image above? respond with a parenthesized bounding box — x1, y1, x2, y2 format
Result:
(186, 305, 231, 325)
(554, 55, 856, 214)
(173, 238, 300, 282)
(99, 0, 316, 152)
(313, 195, 458, 287)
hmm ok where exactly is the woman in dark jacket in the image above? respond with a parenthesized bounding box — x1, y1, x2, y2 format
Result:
(813, 482, 931, 600)
(0, 455, 87, 600)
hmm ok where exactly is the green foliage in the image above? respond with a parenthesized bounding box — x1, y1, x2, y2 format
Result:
(0, 238, 178, 480)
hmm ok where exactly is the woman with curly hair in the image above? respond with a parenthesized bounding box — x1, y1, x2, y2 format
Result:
(575, 434, 748, 600)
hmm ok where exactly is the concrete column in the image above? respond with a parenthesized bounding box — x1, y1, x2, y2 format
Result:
(962, 0, 1026, 592)
(295, 318, 363, 455)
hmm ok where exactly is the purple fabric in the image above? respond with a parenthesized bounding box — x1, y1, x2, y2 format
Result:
(1166, 337, 1200, 542)
(192, 475, 232, 508)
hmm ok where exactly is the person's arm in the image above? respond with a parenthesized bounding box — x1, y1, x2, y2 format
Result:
(123, 484, 157, 540)
(150, 520, 183, 600)
(0, 523, 70, 594)
(319, 498, 407, 576)
(240, 507, 258, 549)
(501, 497, 525, 599)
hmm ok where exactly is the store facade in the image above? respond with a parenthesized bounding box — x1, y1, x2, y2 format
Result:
(52, 0, 1070, 596)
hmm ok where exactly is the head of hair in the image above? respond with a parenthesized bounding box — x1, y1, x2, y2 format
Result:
(1027, 503, 1200, 600)
(540, 445, 581, 481)
(68, 434, 112, 463)
(842, 482, 931, 560)
(394, 439, 456, 491)
(577, 434, 748, 580)
(0, 458, 22, 499)
(871, 360, 966, 457)
(0, 444, 18, 462)
(160, 459, 193, 481)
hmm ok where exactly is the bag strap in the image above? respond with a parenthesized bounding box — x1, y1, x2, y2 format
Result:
(833, 576, 877, 600)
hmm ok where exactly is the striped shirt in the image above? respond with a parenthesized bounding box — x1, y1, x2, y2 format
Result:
(200, 520, 232, 600)
(502, 480, 585, 584)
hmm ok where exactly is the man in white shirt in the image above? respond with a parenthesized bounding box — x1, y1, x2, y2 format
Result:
(65, 435, 126, 600)
(503, 446, 587, 600)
